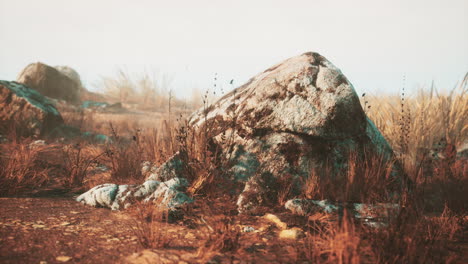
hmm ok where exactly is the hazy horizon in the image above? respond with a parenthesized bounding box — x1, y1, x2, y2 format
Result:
(1, 0, 467, 99)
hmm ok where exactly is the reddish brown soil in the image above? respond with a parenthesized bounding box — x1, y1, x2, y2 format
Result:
(0, 196, 142, 263)
(0, 196, 307, 264)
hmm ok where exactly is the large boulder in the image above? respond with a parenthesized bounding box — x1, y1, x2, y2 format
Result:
(187, 52, 403, 212)
(0, 80, 64, 137)
(17, 62, 81, 104)
(77, 52, 404, 215)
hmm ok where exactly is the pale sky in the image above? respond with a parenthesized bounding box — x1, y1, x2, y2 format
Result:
(1, 0, 467, 98)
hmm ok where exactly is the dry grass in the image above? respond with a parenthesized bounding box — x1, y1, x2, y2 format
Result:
(0, 140, 52, 195)
(194, 202, 241, 263)
(62, 142, 106, 187)
(301, 152, 400, 204)
(95, 69, 198, 111)
(365, 76, 467, 170)
(364, 204, 463, 264)
(128, 201, 173, 249)
(0, 72, 466, 263)
(303, 211, 371, 264)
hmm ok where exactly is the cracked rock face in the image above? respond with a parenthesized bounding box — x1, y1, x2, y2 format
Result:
(190, 52, 367, 139)
(17, 62, 81, 104)
(0, 80, 64, 137)
(187, 52, 402, 213)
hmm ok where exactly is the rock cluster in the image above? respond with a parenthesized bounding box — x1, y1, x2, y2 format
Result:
(76, 178, 192, 211)
(78, 52, 405, 218)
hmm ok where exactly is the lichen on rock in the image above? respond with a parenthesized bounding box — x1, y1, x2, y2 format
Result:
(76, 177, 192, 211)
(77, 52, 405, 216)
(0, 80, 64, 137)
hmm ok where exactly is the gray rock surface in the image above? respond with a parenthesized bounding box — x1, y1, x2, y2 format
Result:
(76, 177, 193, 211)
(285, 198, 399, 227)
(0, 80, 64, 137)
(186, 52, 403, 213)
(78, 52, 404, 215)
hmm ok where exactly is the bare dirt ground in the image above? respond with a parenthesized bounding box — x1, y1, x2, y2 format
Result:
(0, 195, 141, 264)
(0, 195, 309, 264)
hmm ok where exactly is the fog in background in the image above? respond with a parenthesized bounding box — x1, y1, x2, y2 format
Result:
(1, 0, 467, 98)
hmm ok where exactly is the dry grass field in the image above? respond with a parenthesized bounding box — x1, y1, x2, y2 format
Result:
(0, 73, 467, 263)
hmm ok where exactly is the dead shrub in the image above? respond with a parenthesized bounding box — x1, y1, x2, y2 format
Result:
(104, 123, 144, 184)
(62, 142, 106, 187)
(0, 140, 52, 195)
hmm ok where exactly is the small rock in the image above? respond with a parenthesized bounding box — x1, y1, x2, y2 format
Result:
(60, 222, 71, 226)
(32, 224, 46, 229)
(242, 226, 256, 233)
(29, 140, 46, 148)
(279, 228, 304, 240)
(56, 256, 72, 262)
(125, 250, 161, 264)
(264, 214, 287, 230)
(184, 232, 195, 239)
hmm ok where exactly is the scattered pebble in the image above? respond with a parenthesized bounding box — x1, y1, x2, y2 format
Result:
(279, 228, 304, 240)
(264, 214, 287, 230)
(242, 226, 256, 232)
(56, 256, 72, 262)
(184, 232, 196, 239)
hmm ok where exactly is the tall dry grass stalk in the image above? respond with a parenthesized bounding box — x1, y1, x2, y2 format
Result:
(303, 210, 372, 264)
(128, 201, 173, 249)
(302, 152, 399, 204)
(366, 75, 467, 169)
(62, 142, 106, 187)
